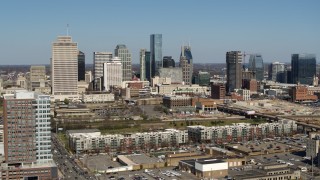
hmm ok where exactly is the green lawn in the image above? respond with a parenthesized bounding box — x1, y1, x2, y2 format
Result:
(57, 132, 70, 149)
(166, 118, 267, 129)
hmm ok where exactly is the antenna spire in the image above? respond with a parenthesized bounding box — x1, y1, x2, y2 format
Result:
(67, 24, 69, 36)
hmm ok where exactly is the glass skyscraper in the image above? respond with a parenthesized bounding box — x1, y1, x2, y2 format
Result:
(291, 54, 316, 85)
(150, 34, 162, 77)
(248, 54, 264, 81)
(139, 49, 151, 81)
(163, 56, 175, 68)
(78, 51, 85, 81)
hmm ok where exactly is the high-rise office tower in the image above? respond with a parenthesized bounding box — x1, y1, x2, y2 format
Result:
(140, 49, 151, 81)
(140, 49, 146, 81)
(85, 71, 92, 84)
(287, 67, 293, 84)
(115, 44, 132, 81)
(103, 57, 122, 91)
(197, 71, 210, 86)
(93, 52, 112, 91)
(291, 54, 316, 85)
(163, 56, 175, 68)
(2, 91, 56, 179)
(226, 51, 242, 93)
(248, 54, 264, 81)
(78, 51, 85, 81)
(150, 34, 162, 77)
(268, 62, 286, 82)
(29, 66, 46, 91)
(51, 36, 78, 99)
(180, 45, 193, 85)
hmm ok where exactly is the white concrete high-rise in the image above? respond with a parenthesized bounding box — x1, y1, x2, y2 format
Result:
(93, 52, 112, 91)
(103, 57, 122, 91)
(115, 45, 132, 81)
(140, 49, 147, 81)
(51, 36, 78, 100)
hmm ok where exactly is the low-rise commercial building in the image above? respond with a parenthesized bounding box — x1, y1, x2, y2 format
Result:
(242, 79, 258, 94)
(232, 163, 300, 180)
(179, 158, 228, 179)
(81, 93, 115, 103)
(290, 85, 318, 102)
(157, 84, 209, 96)
(236, 89, 251, 101)
(163, 95, 193, 110)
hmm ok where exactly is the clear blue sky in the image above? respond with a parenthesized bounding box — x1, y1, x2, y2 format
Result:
(0, 0, 319, 65)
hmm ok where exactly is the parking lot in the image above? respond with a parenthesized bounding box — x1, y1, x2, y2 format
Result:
(91, 167, 198, 180)
(81, 154, 122, 172)
(116, 167, 197, 180)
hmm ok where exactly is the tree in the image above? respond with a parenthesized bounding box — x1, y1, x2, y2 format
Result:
(186, 121, 190, 126)
(64, 98, 70, 105)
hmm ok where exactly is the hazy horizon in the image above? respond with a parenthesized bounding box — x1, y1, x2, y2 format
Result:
(0, 0, 319, 65)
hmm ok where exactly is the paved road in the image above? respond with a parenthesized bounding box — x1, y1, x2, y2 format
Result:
(52, 133, 95, 180)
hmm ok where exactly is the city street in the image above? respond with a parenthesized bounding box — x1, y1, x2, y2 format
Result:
(52, 133, 95, 180)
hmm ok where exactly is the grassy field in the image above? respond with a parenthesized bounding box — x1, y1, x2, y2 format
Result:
(165, 118, 267, 129)
(56, 117, 267, 135)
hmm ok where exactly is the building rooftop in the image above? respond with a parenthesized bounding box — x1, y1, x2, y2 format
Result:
(180, 158, 225, 167)
(125, 154, 160, 164)
(207, 146, 234, 154)
(196, 159, 225, 164)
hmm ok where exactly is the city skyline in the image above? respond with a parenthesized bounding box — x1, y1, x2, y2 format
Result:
(0, 0, 319, 65)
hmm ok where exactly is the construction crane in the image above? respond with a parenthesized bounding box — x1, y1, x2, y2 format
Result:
(243, 51, 253, 70)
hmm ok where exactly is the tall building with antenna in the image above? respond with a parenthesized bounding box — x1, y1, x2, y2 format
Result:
(180, 45, 193, 85)
(51, 35, 78, 100)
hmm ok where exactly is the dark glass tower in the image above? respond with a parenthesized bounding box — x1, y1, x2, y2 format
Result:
(291, 54, 316, 85)
(163, 56, 175, 68)
(226, 51, 242, 93)
(150, 34, 162, 77)
(248, 54, 264, 81)
(78, 51, 85, 81)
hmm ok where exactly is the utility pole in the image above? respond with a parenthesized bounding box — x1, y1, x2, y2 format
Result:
(312, 155, 313, 178)
(56, 121, 58, 133)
